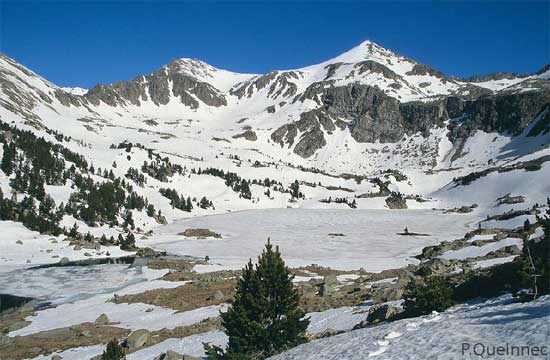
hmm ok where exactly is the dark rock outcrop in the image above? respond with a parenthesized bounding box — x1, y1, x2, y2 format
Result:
(83, 61, 227, 108)
(232, 130, 257, 141)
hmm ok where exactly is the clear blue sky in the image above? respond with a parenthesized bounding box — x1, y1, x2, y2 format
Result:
(1, 1, 547, 88)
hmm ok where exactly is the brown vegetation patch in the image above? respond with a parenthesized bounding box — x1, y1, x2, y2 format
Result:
(112, 280, 236, 312)
(0, 323, 129, 360)
(179, 228, 221, 239)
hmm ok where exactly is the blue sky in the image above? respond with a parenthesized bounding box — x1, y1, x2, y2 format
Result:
(1, 1, 547, 88)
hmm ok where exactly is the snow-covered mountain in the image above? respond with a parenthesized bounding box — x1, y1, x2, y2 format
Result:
(0, 39, 548, 256)
(0, 40, 549, 360)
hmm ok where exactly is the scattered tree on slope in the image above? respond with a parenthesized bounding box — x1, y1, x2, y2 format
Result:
(101, 339, 124, 360)
(204, 240, 309, 359)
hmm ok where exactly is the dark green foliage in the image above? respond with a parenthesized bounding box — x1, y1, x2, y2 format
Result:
(240, 179, 251, 200)
(120, 232, 136, 250)
(159, 188, 193, 212)
(290, 180, 301, 199)
(453, 262, 523, 302)
(454, 217, 549, 303)
(67, 179, 126, 226)
(141, 158, 183, 182)
(0, 121, 87, 185)
(404, 276, 454, 317)
(199, 196, 213, 209)
(146, 204, 156, 217)
(125, 167, 146, 187)
(204, 241, 309, 359)
(101, 339, 124, 360)
(516, 218, 550, 299)
(1, 142, 16, 175)
(0, 192, 63, 236)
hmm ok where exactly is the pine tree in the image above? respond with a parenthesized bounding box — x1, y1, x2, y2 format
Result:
(1, 142, 16, 176)
(290, 180, 300, 199)
(204, 240, 309, 359)
(69, 222, 79, 238)
(240, 179, 252, 200)
(101, 339, 124, 360)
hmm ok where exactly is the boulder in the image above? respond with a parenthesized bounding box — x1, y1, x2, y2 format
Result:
(155, 350, 187, 360)
(16, 240, 23, 245)
(362, 304, 402, 325)
(318, 274, 338, 296)
(51, 356, 62, 360)
(371, 284, 404, 304)
(94, 313, 110, 325)
(59, 257, 70, 264)
(127, 329, 151, 349)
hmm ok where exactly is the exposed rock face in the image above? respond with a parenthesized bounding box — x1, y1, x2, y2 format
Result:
(233, 129, 257, 141)
(406, 63, 445, 78)
(84, 65, 227, 108)
(385, 192, 407, 209)
(271, 108, 332, 158)
(230, 70, 301, 99)
(274, 83, 450, 154)
(355, 60, 399, 80)
(269, 69, 549, 158)
(447, 88, 550, 139)
(294, 128, 326, 158)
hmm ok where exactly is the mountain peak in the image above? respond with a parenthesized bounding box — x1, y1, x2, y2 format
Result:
(321, 39, 404, 66)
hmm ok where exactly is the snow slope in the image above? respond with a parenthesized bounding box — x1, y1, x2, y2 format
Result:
(270, 295, 550, 360)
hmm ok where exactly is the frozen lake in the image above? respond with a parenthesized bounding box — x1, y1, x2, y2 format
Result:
(0, 264, 146, 305)
(147, 208, 478, 272)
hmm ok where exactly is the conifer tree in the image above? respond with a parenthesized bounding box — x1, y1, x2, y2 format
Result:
(290, 180, 300, 199)
(240, 179, 252, 200)
(1, 142, 16, 176)
(204, 240, 309, 359)
(101, 339, 124, 360)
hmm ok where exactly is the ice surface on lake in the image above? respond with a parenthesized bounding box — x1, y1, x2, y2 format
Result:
(148, 209, 477, 272)
(0, 264, 144, 304)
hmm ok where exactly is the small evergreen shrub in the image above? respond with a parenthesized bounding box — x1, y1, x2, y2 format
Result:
(404, 276, 454, 317)
(101, 339, 124, 360)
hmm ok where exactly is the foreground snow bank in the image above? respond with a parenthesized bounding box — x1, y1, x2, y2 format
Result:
(270, 294, 550, 360)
